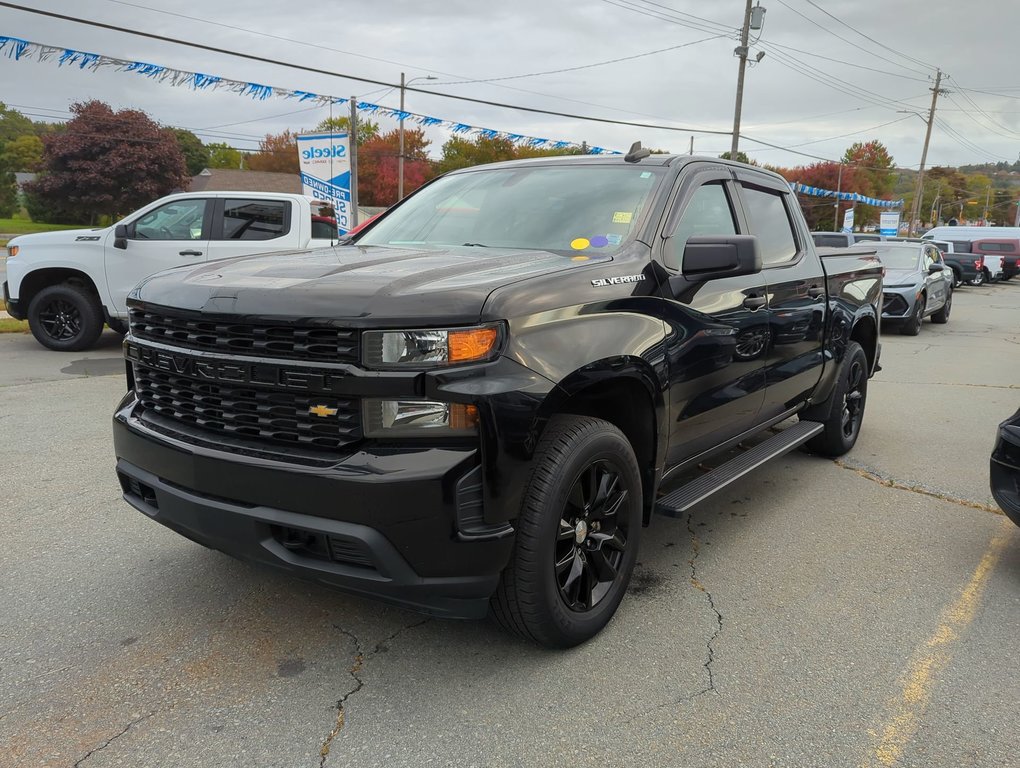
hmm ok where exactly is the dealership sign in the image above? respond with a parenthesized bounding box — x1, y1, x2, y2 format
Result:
(879, 211, 901, 237)
(296, 132, 352, 234)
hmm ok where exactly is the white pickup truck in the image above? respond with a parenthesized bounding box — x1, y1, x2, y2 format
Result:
(3, 191, 338, 350)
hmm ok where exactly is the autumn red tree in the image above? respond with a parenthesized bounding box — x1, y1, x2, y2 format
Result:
(247, 130, 299, 174)
(25, 100, 188, 223)
(779, 161, 860, 231)
(357, 128, 433, 206)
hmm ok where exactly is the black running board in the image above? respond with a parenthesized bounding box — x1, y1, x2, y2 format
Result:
(656, 420, 824, 517)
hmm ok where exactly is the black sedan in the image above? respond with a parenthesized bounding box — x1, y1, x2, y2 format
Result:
(991, 408, 1020, 527)
(873, 242, 953, 336)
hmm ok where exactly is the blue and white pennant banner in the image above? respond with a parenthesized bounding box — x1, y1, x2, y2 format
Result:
(0, 35, 619, 155)
(790, 181, 903, 209)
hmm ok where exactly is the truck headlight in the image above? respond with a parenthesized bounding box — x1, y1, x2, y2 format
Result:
(6, 245, 18, 258)
(362, 325, 502, 368)
(363, 398, 479, 437)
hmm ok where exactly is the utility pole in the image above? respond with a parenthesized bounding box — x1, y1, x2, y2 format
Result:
(730, 0, 754, 158)
(349, 96, 359, 229)
(833, 162, 844, 231)
(983, 185, 991, 224)
(689, 136, 694, 156)
(908, 69, 946, 236)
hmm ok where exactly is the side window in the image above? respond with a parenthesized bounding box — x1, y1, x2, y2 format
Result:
(221, 199, 289, 240)
(740, 186, 798, 266)
(665, 182, 737, 270)
(133, 199, 207, 241)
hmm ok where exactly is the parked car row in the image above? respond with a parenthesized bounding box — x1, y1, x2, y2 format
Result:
(812, 228, 1020, 288)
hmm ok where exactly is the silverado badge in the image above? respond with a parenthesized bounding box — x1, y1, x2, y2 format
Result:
(308, 404, 339, 418)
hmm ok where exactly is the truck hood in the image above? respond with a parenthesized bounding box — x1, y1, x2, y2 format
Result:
(132, 244, 612, 325)
(8, 227, 108, 247)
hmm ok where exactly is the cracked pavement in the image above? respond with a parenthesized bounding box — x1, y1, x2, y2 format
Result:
(2, 282, 1019, 767)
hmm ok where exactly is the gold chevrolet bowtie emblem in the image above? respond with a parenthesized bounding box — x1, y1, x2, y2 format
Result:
(308, 404, 339, 418)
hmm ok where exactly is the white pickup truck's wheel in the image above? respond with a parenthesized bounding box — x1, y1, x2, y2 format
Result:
(27, 283, 104, 351)
(491, 415, 642, 647)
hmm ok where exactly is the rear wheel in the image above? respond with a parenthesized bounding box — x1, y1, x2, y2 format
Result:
(27, 283, 104, 351)
(801, 341, 868, 457)
(490, 415, 642, 648)
(970, 269, 985, 286)
(951, 269, 962, 289)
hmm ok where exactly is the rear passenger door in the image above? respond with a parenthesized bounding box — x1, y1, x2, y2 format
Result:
(732, 171, 826, 422)
(206, 198, 294, 261)
(655, 165, 768, 467)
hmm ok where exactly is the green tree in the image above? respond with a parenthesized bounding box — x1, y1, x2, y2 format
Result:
(2, 133, 44, 171)
(206, 142, 244, 169)
(172, 128, 211, 176)
(25, 100, 189, 223)
(0, 152, 17, 217)
(719, 150, 754, 165)
(842, 140, 895, 226)
(0, 102, 35, 144)
(314, 116, 379, 146)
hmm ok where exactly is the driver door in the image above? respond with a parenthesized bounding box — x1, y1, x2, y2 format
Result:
(105, 198, 212, 313)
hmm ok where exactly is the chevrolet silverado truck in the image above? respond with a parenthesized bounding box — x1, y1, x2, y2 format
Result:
(4, 192, 337, 351)
(113, 151, 883, 647)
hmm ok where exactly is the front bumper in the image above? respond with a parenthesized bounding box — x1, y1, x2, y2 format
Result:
(2, 281, 24, 319)
(881, 287, 918, 320)
(113, 396, 516, 618)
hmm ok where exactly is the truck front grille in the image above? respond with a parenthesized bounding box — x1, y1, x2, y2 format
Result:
(133, 365, 362, 451)
(129, 308, 359, 364)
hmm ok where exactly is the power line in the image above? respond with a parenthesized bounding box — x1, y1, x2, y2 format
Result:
(755, 39, 930, 82)
(95, 0, 687, 125)
(798, 0, 937, 72)
(598, 0, 736, 35)
(772, 0, 930, 77)
(429, 34, 727, 85)
(0, 2, 735, 139)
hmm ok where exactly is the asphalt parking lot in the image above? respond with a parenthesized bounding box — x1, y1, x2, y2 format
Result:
(2, 282, 1018, 768)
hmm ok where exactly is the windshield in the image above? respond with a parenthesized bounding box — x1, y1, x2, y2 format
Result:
(357, 164, 664, 253)
(872, 244, 921, 270)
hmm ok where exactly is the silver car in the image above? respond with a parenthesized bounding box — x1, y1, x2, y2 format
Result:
(874, 242, 953, 336)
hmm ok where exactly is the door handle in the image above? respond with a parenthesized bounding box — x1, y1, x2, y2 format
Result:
(742, 295, 767, 310)
(179, 250, 203, 256)
(807, 286, 825, 298)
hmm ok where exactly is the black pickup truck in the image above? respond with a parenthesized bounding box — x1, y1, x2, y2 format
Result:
(113, 152, 883, 647)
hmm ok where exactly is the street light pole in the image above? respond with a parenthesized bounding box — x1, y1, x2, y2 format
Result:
(398, 73, 436, 202)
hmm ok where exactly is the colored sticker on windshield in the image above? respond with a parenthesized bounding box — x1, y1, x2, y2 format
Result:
(606, 234, 623, 245)
(589, 235, 609, 248)
(612, 211, 633, 224)
(571, 237, 591, 250)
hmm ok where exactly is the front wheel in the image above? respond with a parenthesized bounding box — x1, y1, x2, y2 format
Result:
(900, 295, 924, 336)
(490, 415, 642, 647)
(27, 283, 104, 351)
(800, 341, 869, 457)
(931, 288, 952, 324)
(951, 269, 962, 289)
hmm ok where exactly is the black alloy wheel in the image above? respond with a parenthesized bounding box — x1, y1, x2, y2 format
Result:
(971, 269, 985, 286)
(801, 340, 869, 457)
(37, 297, 82, 341)
(901, 296, 924, 336)
(555, 460, 630, 612)
(490, 414, 642, 647)
(27, 283, 104, 351)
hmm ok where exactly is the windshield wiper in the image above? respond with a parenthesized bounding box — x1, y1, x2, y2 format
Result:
(461, 242, 489, 247)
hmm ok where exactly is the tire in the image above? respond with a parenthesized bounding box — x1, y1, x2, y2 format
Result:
(490, 415, 642, 648)
(900, 295, 924, 336)
(970, 269, 985, 287)
(27, 283, 104, 351)
(800, 340, 868, 457)
(931, 287, 951, 324)
(951, 269, 962, 289)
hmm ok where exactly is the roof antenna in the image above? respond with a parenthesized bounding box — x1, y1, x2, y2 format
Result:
(624, 141, 651, 163)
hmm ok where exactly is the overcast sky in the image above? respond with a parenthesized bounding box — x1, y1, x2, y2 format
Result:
(1, 0, 1018, 172)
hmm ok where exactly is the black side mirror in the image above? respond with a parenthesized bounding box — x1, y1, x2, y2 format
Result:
(114, 224, 128, 250)
(681, 235, 762, 281)
(928, 262, 943, 273)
